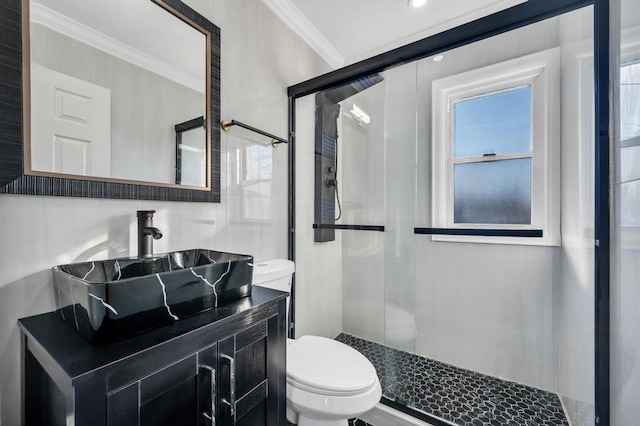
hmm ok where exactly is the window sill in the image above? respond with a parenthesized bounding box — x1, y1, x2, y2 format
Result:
(415, 228, 560, 247)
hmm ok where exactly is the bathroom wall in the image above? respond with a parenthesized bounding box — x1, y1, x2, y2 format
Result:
(293, 94, 344, 340)
(612, 0, 640, 424)
(0, 1, 330, 424)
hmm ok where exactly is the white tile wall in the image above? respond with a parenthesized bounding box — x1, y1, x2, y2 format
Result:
(339, 81, 386, 226)
(410, 22, 565, 393)
(293, 94, 343, 339)
(612, 1, 640, 424)
(0, 0, 330, 423)
(298, 10, 597, 401)
(382, 63, 418, 353)
(415, 240, 561, 392)
(556, 7, 596, 424)
(338, 17, 564, 394)
(338, 70, 387, 345)
(342, 231, 386, 343)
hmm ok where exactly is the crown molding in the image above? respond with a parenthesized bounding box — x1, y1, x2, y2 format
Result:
(30, 3, 204, 93)
(261, 0, 344, 69)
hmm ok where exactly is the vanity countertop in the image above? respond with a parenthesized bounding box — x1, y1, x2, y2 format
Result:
(19, 286, 286, 384)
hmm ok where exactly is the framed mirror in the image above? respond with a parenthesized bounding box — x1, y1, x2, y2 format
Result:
(0, 0, 220, 202)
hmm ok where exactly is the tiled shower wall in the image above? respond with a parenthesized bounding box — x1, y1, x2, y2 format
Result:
(330, 8, 596, 425)
(0, 1, 330, 424)
(612, 0, 640, 424)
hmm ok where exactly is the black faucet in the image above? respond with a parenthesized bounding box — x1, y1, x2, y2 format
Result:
(137, 210, 163, 258)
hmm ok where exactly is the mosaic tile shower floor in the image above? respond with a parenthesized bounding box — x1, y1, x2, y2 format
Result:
(336, 333, 569, 426)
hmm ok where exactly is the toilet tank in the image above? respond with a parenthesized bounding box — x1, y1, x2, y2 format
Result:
(251, 259, 295, 292)
(251, 259, 295, 324)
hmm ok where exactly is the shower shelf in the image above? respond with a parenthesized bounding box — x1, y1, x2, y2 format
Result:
(313, 224, 385, 232)
(414, 227, 542, 237)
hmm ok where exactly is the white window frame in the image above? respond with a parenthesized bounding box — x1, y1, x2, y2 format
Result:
(432, 48, 560, 246)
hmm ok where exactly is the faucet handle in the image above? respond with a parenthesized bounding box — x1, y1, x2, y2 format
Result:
(137, 210, 156, 218)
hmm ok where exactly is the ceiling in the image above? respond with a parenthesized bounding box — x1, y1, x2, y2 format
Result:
(262, 0, 527, 68)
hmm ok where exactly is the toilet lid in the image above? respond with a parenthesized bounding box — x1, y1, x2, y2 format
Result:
(287, 336, 378, 394)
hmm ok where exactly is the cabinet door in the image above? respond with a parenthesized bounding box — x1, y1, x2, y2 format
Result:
(107, 344, 218, 426)
(217, 321, 270, 426)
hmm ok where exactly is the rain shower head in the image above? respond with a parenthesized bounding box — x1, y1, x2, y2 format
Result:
(322, 74, 385, 104)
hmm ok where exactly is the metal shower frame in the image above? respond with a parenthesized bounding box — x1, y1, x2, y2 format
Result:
(286, 0, 613, 424)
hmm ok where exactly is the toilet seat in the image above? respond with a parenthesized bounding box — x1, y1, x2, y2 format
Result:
(287, 336, 378, 396)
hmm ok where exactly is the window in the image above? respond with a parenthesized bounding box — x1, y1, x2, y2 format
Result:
(432, 48, 560, 245)
(620, 60, 640, 229)
(241, 145, 273, 221)
(227, 144, 273, 222)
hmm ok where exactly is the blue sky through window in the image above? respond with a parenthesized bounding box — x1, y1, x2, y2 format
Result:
(454, 87, 532, 158)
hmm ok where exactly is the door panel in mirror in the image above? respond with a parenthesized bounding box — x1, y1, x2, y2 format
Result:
(30, 63, 112, 177)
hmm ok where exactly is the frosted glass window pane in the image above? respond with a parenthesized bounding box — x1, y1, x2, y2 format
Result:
(454, 87, 532, 158)
(454, 158, 532, 224)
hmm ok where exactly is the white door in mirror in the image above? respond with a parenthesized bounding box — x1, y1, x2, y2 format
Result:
(31, 64, 111, 178)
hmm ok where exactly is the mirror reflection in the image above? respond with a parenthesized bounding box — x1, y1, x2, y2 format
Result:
(175, 116, 206, 187)
(27, 0, 208, 187)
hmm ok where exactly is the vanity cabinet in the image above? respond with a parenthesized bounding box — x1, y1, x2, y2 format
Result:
(19, 287, 286, 426)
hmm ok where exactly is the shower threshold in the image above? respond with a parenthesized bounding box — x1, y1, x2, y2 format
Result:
(336, 333, 569, 426)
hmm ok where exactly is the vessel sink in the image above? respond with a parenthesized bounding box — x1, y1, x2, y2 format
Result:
(52, 249, 253, 343)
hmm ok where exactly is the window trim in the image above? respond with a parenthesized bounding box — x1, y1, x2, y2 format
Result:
(432, 47, 561, 246)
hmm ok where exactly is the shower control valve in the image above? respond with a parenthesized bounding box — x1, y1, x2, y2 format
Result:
(325, 178, 338, 188)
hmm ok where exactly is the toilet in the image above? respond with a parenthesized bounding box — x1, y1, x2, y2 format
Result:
(252, 259, 382, 426)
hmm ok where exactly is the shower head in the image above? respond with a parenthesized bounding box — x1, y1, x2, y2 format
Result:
(323, 74, 384, 104)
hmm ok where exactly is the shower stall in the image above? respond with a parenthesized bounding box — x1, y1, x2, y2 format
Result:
(288, 1, 632, 425)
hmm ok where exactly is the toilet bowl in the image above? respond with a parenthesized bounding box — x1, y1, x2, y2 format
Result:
(252, 259, 382, 426)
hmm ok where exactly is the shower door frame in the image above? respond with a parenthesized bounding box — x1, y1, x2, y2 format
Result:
(286, 0, 612, 424)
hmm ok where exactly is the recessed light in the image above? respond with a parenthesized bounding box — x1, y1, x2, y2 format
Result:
(433, 55, 444, 62)
(408, 0, 427, 8)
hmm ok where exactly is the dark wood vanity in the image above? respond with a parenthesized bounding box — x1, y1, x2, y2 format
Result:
(19, 287, 286, 426)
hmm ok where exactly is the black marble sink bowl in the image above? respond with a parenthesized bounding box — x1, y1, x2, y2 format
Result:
(51, 249, 253, 343)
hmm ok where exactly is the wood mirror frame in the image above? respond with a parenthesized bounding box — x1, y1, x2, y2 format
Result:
(0, 0, 221, 202)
